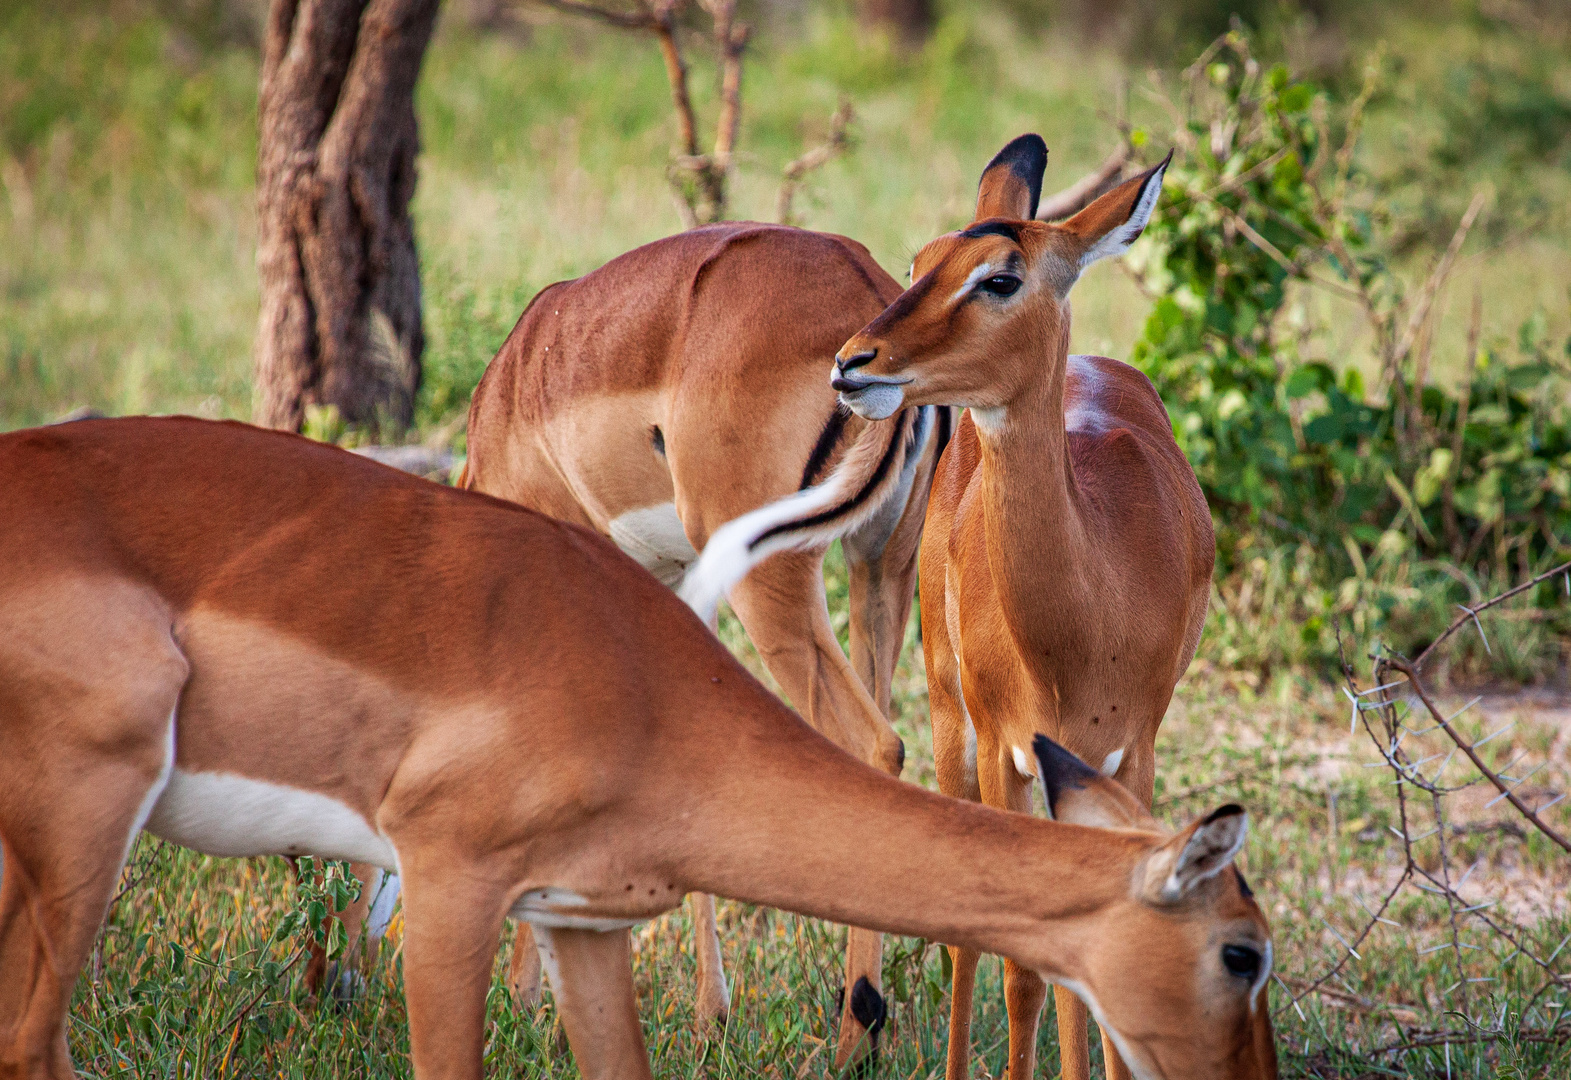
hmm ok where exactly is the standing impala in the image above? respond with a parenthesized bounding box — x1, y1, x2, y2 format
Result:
(684, 137, 1216, 1080)
(0, 418, 1275, 1080)
(460, 223, 946, 1061)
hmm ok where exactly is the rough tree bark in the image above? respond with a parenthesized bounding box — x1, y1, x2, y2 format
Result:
(857, 0, 931, 46)
(253, 0, 441, 432)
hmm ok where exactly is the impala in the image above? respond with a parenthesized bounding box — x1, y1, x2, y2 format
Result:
(0, 418, 1273, 1080)
(459, 223, 946, 1061)
(684, 137, 1217, 1080)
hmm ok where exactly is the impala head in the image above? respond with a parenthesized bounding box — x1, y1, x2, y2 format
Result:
(1031, 736, 1277, 1080)
(831, 134, 1170, 421)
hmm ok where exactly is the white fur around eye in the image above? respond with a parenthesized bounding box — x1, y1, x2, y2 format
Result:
(949, 263, 994, 304)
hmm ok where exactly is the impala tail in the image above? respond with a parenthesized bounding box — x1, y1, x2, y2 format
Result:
(679, 405, 935, 623)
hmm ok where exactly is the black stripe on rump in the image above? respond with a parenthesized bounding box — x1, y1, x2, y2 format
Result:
(751, 409, 911, 552)
(799, 406, 851, 490)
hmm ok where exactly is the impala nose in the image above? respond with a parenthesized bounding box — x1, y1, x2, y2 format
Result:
(836, 348, 877, 374)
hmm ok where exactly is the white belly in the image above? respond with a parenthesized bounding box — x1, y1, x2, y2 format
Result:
(144, 770, 398, 870)
(608, 503, 697, 587)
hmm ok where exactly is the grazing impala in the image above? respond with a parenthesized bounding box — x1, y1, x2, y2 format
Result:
(0, 418, 1275, 1080)
(460, 223, 946, 1060)
(684, 137, 1216, 1080)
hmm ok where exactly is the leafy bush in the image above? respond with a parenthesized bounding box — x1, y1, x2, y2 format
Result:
(1125, 34, 1571, 672)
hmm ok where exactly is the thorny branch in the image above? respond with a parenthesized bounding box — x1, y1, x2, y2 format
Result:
(1285, 570, 1571, 1062)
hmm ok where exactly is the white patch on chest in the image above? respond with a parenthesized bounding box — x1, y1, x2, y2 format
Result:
(1099, 748, 1124, 778)
(1064, 354, 1109, 434)
(510, 886, 643, 930)
(145, 770, 398, 869)
(608, 503, 698, 588)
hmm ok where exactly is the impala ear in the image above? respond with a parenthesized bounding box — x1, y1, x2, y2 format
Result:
(975, 134, 1048, 222)
(1059, 149, 1171, 271)
(1032, 735, 1154, 829)
(1140, 804, 1248, 904)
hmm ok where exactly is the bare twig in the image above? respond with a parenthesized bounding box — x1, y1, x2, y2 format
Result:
(540, 0, 748, 226)
(1389, 189, 1489, 439)
(777, 101, 854, 226)
(1389, 657, 1571, 855)
(218, 945, 308, 1077)
(536, 0, 658, 29)
(1412, 560, 1571, 671)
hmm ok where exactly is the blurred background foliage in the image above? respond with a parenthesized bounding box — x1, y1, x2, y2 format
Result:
(1, 0, 1568, 680)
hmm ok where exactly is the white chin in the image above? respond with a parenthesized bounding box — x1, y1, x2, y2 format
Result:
(840, 384, 904, 420)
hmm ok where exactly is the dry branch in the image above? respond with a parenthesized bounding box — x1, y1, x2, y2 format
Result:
(777, 101, 854, 226)
(1389, 656, 1571, 855)
(1412, 559, 1571, 671)
(537, 0, 748, 227)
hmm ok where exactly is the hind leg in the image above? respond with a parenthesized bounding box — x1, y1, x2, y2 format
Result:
(0, 585, 185, 1079)
(726, 552, 902, 1068)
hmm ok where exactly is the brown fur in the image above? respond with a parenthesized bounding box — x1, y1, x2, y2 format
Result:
(463, 223, 942, 1056)
(0, 418, 1270, 1080)
(832, 145, 1227, 1080)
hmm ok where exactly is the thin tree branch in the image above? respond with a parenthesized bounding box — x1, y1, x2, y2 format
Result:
(777, 100, 854, 225)
(1412, 560, 1571, 671)
(1388, 657, 1571, 855)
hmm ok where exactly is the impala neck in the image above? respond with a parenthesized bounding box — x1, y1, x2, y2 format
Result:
(676, 714, 1139, 981)
(969, 309, 1095, 656)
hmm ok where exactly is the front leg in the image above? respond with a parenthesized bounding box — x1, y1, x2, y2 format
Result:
(398, 870, 508, 1080)
(533, 926, 654, 1080)
(994, 762, 1047, 1080)
(689, 892, 730, 1028)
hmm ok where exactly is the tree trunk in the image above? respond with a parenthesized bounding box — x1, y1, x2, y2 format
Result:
(253, 0, 440, 433)
(857, 0, 932, 46)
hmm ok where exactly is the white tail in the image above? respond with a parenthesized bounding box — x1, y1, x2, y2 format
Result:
(679, 406, 933, 623)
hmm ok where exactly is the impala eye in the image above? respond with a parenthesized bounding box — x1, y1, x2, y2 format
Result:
(977, 274, 1022, 297)
(1221, 944, 1262, 981)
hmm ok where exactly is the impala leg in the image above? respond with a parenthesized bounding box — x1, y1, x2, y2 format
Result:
(688, 893, 730, 1028)
(727, 550, 904, 776)
(533, 926, 653, 1080)
(294, 860, 385, 999)
(726, 551, 901, 1069)
(398, 869, 507, 1080)
(928, 641, 981, 1080)
(507, 921, 544, 1011)
(996, 765, 1047, 1080)
(944, 946, 981, 1080)
(0, 716, 179, 1075)
(0, 611, 183, 1080)
(1100, 1025, 1134, 1080)
(1054, 987, 1093, 1080)
(843, 456, 927, 720)
(0, 775, 163, 1080)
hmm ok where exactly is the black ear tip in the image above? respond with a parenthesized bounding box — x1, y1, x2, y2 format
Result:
(1203, 803, 1246, 824)
(987, 133, 1048, 175)
(1032, 734, 1098, 784)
